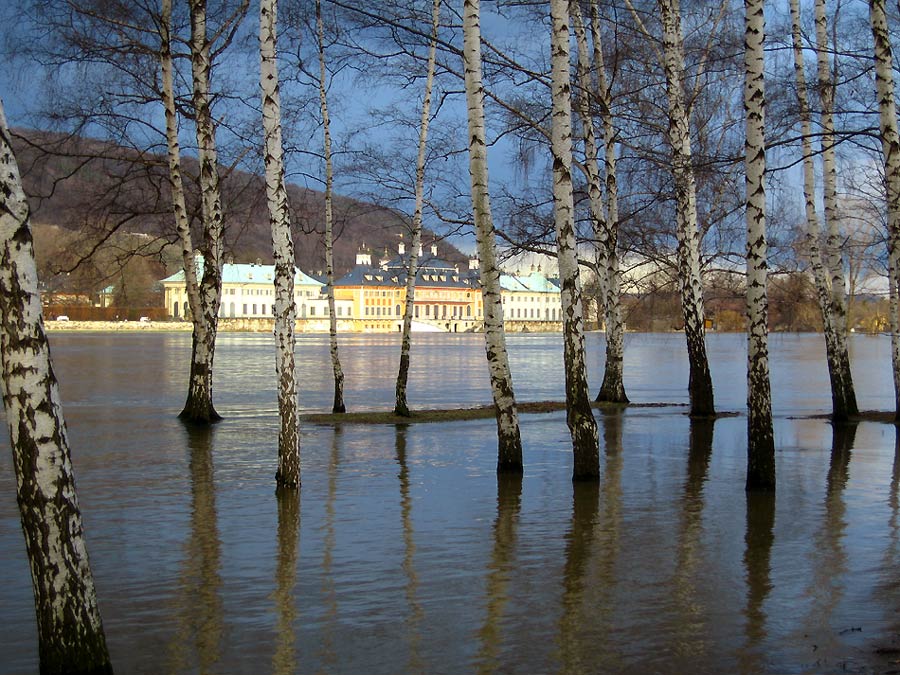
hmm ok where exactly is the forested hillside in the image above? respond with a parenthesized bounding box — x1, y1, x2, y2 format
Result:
(12, 128, 465, 298)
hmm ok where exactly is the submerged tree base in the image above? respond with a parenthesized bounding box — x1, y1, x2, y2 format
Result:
(178, 407, 223, 425)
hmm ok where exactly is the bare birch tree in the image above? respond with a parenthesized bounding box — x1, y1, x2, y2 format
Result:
(179, 0, 231, 424)
(395, 0, 441, 418)
(571, 0, 628, 405)
(744, 0, 775, 491)
(868, 0, 900, 421)
(161, 0, 204, 416)
(815, 0, 857, 419)
(0, 100, 113, 675)
(261, 0, 300, 488)
(787, 0, 857, 422)
(551, 0, 600, 480)
(656, 0, 716, 417)
(589, 0, 628, 405)
(317, 0, 346, 414)
(462, 0, 523, 474)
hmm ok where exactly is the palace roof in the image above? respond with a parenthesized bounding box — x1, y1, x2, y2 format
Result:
(161, 261, 323, 287)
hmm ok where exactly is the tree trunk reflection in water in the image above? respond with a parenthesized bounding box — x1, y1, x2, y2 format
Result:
(394, 426, 424, 673)
(318, 429, 341, 670)
(882, 428, 900, 643)
(672, 419, 714, 660)
(557, 482, 600, 672)
(888, 428, 900, 574)
(272, 488, 300, 675)
(475, 474, 522, 674)
(169, 426, 223, 674)
(742, 490, 775, 669)
(591, 409, 625, 672)
(798, 423, 855, 655)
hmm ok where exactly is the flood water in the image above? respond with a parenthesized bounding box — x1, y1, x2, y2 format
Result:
(1, 331, 899, 673)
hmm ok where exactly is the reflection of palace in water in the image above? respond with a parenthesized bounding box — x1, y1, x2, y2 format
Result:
(160, 243, 563, 333)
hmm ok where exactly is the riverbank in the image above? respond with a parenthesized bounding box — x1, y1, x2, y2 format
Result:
(45, 319, 193, 331)
(300, 401, 896, 425)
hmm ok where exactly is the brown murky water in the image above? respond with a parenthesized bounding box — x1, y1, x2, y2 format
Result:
(1, 332, 898, 673)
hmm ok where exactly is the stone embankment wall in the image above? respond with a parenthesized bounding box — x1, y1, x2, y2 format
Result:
(45, 318, 564, 333)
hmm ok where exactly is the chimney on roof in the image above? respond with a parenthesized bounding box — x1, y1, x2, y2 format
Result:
(356, 250, 372, 267)
(399, 241, 405, 255)
(469, 257, 479, 270)
(431, 243, 438, 256)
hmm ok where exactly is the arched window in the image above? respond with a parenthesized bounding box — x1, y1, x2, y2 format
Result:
(396, 304, 401, 316)
(183, 301, 189, 317)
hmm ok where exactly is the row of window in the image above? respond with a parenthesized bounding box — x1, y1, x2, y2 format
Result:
(171, 302, 348, 318)
(502, 294, 557, 304)
(223, 288, 318, 298)
(172, 298, 556, 321)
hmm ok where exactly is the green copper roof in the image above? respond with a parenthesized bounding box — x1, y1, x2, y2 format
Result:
(162, 260, 323, 287)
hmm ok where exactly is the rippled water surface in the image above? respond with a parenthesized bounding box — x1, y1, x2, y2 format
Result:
(1, 331, 899, 673)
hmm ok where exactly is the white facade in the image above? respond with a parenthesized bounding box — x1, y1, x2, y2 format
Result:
(500, 270, 562, 322)
(161, 261, 353, 320)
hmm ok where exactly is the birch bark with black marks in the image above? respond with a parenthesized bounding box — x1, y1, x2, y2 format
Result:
(181, 0, 226, 424)
(658, 0, 715, 417)
(462, 0, 523, 473)
(261, 0, 300, 488)
(589, 0, 628, 405)
(869, 0, 900, 420)
(317, 0, 346, 414)
(161, 0, 204, 375)
(744, 0, 775, 491)
(814, 0, 857, 419)
(395, 0, 440, 418)
(788, 0, 856, 422)
(0, 101, 113, 675)
(572, 0, 628, 404)
(551, 0, 600, 481)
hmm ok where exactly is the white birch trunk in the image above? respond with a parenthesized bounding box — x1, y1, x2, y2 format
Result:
(395, 0, 440, 418)
(317, 0, 345, 414)
(551, 0, 600, 480)
(0, 101, 112, 675)
(789, 0, 857, 421)
(658, 0, 715, 417)
(582, 0, 628, 404)
(815, 0, 857, 418)
(869, 0, 900, 420)
(261, 0, 300, 488)
(182, 0, 225, 424)
(462, 0, 523, 473)
(161, 0, 203, 342)
(744, 0, 775, 490)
